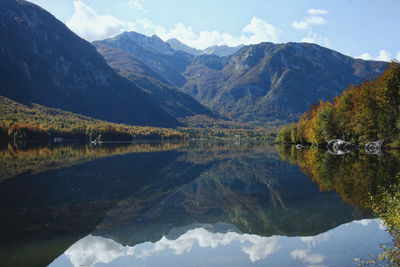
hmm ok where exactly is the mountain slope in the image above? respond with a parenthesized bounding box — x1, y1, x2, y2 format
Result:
(94, 43, 214, 121)
(202, 44, 244, 57)
(93, 32, 193, 87)
(166, 38, 202, 56)
(182, 42, 387, 122)
(95, 32, 386, 123)
(0, 0, 178, 127)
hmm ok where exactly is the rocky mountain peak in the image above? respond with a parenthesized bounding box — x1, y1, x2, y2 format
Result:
(114, 31, 175, 55)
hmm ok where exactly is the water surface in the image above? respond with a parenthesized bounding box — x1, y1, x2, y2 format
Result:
(0, 141, 393, 266)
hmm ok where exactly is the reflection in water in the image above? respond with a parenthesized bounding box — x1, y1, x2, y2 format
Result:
(0, 141, 394, 266)
(276, 145, 400, 208)
(51, 219, 389, 267)
(65, 235, 124, 267)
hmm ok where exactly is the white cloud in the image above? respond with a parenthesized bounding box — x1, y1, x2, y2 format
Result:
(358, 52, 373, 60)
(242, 17, 281, 44)
(292, 9, 329, 47)
(128, 0, 144, 10)
(377, 50, 393, 61)
(301, 31, 330, 47)
(292, 16, 326, 30)
(292, 20, 309, 30)
(291, 249, 326, 265)
(397, 52, 400, 61)
(308, 9, 328, 15)
(65, 2, 280, 49)
(357, 50, 395, 62)
(127, 0, 147, 12)
(137, 16, 281, 50)
(66, 1, 135, 41)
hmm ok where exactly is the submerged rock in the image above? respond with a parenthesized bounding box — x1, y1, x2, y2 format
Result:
(365, 140, 384, 156)
(327, 139, 355, 155)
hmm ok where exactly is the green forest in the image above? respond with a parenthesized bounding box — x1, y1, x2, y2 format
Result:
(276, 62, 400, 146)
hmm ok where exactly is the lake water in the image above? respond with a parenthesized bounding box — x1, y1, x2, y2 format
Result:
(0, 141, 394, 266)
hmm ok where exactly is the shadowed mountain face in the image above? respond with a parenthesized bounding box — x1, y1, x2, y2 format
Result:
(95, 31, 387, 123)
(94, 43, 215, 121)
(0, 0, 178, 127)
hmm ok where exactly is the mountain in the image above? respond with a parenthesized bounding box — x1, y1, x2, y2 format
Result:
(0, 0, 180, 127)
(167, 38, 243, 57)
(93, 32, 193, 87)
(94, 43, 214, 121)
(96, 31, 386, 123)
(182, 42, 387, 122)
(202, 44, 244, 57)
(167, 38, 202, 56)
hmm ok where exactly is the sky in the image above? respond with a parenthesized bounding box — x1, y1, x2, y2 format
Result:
(29, 0, 400, 61)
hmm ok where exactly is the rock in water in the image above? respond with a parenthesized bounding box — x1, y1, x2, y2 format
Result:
(365, 140, 384, 156)
(327, 139, 355, 155)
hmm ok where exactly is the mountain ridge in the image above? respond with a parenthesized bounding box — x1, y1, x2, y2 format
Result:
(166, 38, 244, 57)
(0, 0, 181, 127)
(94, 43, 215, 122)
(182, 42, 387, 122)
(95, 30, 387, 123)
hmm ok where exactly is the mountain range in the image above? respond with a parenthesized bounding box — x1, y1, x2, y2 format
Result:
(0, 0, 389, 128)
(96, 31, 387, 123)
(166, 38, 244, 57)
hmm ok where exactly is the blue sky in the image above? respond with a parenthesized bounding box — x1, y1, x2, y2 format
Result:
(29, 0, 400, 61)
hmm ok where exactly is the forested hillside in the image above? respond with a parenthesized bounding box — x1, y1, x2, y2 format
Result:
(0, 96, 186, 142)
(276, 62, 400, 145)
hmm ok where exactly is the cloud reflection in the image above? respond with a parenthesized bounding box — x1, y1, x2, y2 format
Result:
(65, 235, 124, 267)
(137, 228, 280, 262)
(291, 249, 326, 265)
(63, 219, 385, 266)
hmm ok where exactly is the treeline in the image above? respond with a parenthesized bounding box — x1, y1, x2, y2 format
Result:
(181, 127, 277, 141)
(276, 62, 400, 145)
(0, 95, 278, 143)
(0, 96, 187, 143)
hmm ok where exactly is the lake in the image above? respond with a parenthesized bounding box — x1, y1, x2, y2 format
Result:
(0, 141, 394, 266)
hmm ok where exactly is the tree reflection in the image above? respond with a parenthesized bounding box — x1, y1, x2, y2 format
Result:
(277, 144, 400, 265)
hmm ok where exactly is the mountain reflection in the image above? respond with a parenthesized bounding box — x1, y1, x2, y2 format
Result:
(0, 141, 383, 266)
